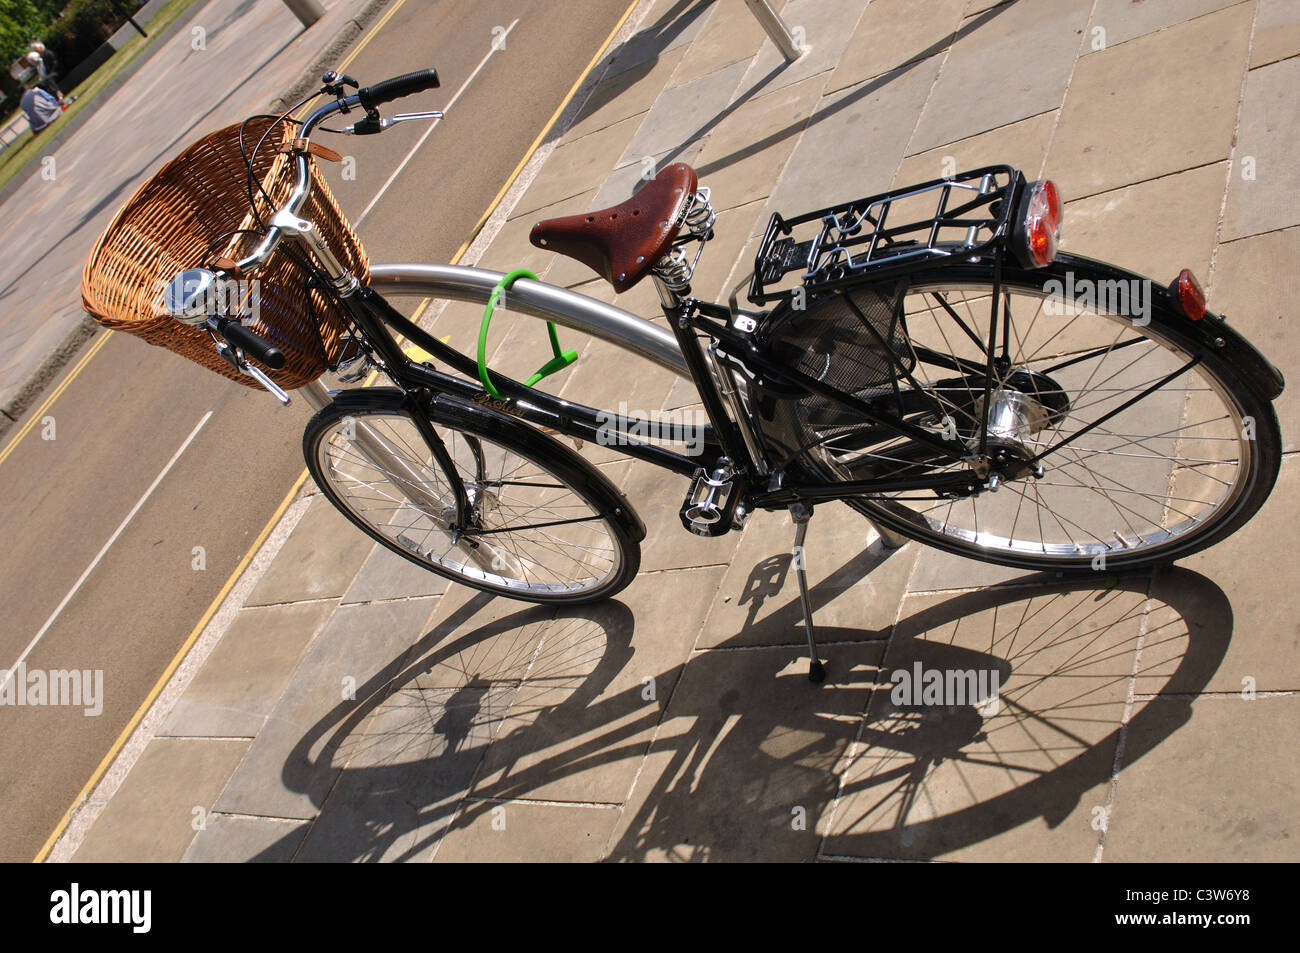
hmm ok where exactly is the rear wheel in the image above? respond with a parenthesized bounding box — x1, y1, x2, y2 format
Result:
(305, 389, 641, 604)
(785, 256, 1282, 572)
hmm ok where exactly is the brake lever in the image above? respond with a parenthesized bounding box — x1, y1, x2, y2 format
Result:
(203, 326, 291, 405)
(327, 109, 445, 135)
(238, 357, 292, 405)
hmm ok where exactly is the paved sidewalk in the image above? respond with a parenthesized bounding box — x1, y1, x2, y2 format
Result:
(0, 0, 382, 425)
(59, 0, 1299, 862)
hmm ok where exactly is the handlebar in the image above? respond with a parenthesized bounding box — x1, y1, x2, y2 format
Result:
(233, 67, 440, 274)
(357, 68, 440, 110)
(215, 316, 285, 369)
(172, 68, 440, 402)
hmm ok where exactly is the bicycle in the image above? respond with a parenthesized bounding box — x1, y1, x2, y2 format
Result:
(82, 69, 1286, 683)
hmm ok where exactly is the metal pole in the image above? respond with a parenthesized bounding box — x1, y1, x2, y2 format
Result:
(743, 0, 803, 63)
(281, 0, 326, 28)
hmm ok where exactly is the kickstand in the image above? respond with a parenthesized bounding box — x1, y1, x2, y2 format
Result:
(790, 503, 826, 684)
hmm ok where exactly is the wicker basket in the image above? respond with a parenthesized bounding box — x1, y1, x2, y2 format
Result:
(81, 116, 368, 390)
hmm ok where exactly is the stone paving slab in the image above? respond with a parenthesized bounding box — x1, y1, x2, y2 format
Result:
(737, 0, 869, 96)
(893, 111, 1056, 187)
(467, 566, 725, 805)
(698, 502, 917, 650)
(181, 813, 311, 862)
(341, 543, 450, 605)
(691, 75, 825, 213)
(765, 53, 944, 215)
(666, 0, 771, 89)
(1057, 162, 1228, 281)
(73, 738, 250, 861)
(588, 137, 709, 210)
(513, 114, 646, 219)
(1209, 227, 1300, 446)
(906, 0, 1090, 155)
(1175, 462, 1300, 692)
(825, 580, 1144, 861)
(293, 682, 510, 862)
(1047, 2, 1252, 199)
(600, 0, 714, 81)
(827, 0, 966, 95)
(607, 640, 886, 862)
(212, 597, 440, 819)
(1103, 694, 1300, 861)
(244, 494, 375, 608)
(563, 47, 688, 143)
(1252, 0, 1300, 67)
(1088, 0, 1245, 49)
(433, 800, 622, 862)
(616, 57, 750, 168)
(1222, 54, 1300, 241)
(159, 601, 334, 739)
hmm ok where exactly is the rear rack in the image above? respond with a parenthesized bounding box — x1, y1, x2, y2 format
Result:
(749, 165, 1024, 305)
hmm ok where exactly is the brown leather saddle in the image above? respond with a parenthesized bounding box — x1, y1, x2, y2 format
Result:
(529, 164, 698, 293)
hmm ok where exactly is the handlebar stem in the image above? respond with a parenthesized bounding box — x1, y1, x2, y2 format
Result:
(234, 94, 359, 273)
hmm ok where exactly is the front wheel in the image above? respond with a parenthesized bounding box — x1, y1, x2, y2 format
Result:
(783, 253, 1283, 573)
(304, 389, 642, 604)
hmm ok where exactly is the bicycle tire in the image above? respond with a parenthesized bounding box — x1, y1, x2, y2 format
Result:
(304, 388, 642, 604)
(773, 252, 1283, 573)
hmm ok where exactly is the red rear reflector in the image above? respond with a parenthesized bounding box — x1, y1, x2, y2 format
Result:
(1042, 179, 1062, 224)
(1028, 216, 1057, 264)
(1176, 268, 1206, 320)
(1017, 180, 1062, 267)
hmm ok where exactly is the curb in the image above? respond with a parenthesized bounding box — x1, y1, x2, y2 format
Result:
(0, 315, 97, 431)
(267, 0, 394, 114)
(0, 0, 392, 438)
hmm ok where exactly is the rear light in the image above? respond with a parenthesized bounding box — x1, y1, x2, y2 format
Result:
(1014, 180, 1063, 268)
(1173, 268, 1206, 320)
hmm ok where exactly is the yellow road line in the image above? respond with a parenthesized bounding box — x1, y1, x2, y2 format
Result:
(0, 331, 112, 469)
(31, 1, 416, 864)
(336, 0, 409, 72)
(34, 0, 636, 862)
(31, 468, 310, 863)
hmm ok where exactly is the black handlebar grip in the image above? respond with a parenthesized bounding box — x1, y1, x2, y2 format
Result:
(218, 319, 286, 370)
(356, 68, 440, 109)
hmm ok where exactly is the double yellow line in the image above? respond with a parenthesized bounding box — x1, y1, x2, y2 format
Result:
(33, 0, 639, 862)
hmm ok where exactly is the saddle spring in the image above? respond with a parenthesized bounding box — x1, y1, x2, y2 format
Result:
(651, 188, 715, 292)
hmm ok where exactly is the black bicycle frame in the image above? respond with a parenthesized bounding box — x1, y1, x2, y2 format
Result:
(327, 271, 997, 524)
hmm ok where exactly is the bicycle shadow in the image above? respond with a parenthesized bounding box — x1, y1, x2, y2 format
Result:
(247, 546, 1230, 861)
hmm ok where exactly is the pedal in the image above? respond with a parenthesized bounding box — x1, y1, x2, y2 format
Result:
(680, 463, 741, 537)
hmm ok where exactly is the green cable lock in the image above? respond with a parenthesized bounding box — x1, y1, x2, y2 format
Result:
(477, 268, 579, 399)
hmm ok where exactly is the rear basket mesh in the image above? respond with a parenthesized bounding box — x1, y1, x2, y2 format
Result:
(758, 283, 913, 462)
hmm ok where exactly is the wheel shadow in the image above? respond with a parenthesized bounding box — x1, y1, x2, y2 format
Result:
(247, 547, 1231, 861)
